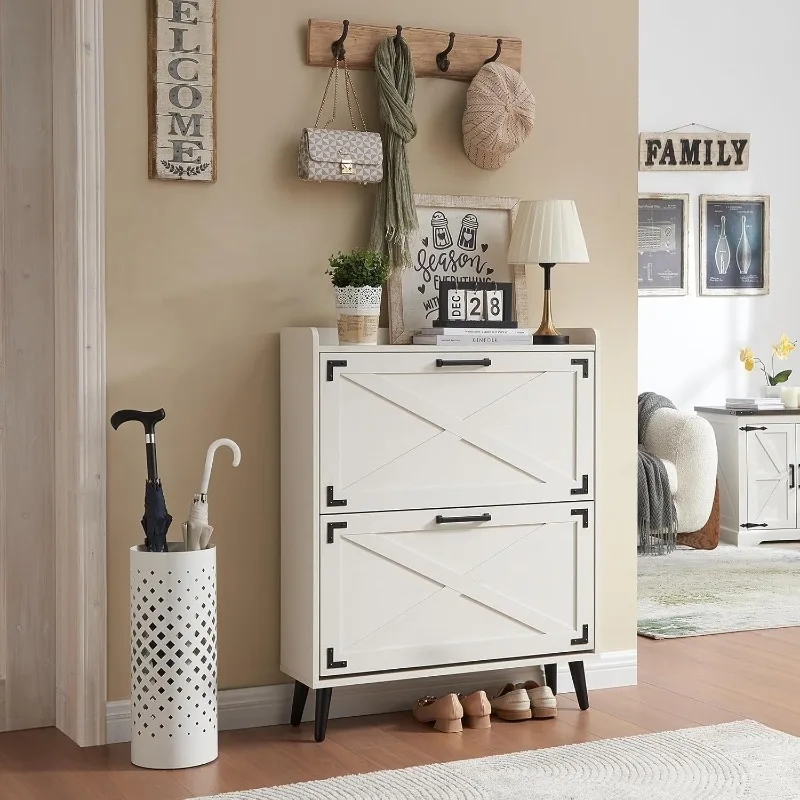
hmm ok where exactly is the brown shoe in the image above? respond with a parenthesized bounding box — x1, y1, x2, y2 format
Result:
(458, 690, 491, 729)
(412, 694, 463, 733)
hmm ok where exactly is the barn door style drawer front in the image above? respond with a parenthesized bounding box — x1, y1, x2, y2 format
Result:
(320, 352, 594, 513)
(319, 503, 595, 677)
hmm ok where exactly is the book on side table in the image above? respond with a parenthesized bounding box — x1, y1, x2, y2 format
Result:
(725, 397, 784, 410)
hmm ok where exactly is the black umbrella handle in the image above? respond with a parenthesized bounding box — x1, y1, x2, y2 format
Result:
(110, 408, 166, 483)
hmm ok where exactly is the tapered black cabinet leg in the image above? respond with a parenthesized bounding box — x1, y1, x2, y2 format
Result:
(544, 664, 558, 695)
(290, 681, 309, 727)
(314, 687, 333, 742)
(569, 661, 589, 710)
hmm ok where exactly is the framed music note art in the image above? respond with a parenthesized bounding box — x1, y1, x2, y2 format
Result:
(700, 195, 770, 296)
(387, 195, 529, 344)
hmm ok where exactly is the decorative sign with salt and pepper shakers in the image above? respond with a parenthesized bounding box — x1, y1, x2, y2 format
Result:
(388, 195, 527, 344)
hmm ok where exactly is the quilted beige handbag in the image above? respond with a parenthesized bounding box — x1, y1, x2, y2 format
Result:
(298, 58, 383, 184)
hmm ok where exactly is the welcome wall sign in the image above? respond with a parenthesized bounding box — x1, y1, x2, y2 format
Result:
(148, 0, 216, 182)
(639, 132, 750, 172)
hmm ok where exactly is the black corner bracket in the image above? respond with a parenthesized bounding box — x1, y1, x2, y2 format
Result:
(570, 508, 589, 529)
(570, 475, 590, 496)
(570, 624, 590, 646)
(326, 360, 347, 381)
(571, 358, 589, 378)
(326, 521, 347, 543)
(326, 486, 347, 508)
(326, 647, 347, 669)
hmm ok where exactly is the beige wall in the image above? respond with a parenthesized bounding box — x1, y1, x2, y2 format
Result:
(105, 0, 638, 700)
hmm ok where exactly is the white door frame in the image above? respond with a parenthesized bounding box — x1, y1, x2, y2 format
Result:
(52, 0, 107, 747)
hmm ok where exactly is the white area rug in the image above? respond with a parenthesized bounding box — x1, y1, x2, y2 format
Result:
(197, 721, 799, 799)
(638, 546, 800, 639)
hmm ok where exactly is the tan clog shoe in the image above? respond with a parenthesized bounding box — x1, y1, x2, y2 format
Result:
(519, 680, 558, 719)
(458, 690, 492, 729)
(489, 683, 531, 721)
(412, 693, 463, 733)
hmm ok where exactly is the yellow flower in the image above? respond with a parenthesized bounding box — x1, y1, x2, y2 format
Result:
(773, 334, 797, 361)
(744, 357, 755, 372)
(740, 347, 753, 363)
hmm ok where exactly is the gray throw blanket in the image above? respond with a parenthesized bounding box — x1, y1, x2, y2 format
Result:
(638, 392, 679, 555)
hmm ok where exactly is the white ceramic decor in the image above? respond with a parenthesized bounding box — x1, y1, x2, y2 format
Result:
(130, 545, 217, 769)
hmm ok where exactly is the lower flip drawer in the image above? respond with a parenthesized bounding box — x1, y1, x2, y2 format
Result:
(319, 502, 595, 678)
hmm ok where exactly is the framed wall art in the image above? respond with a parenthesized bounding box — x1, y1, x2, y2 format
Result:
(700, 195, 770, 296)
(388, 195, 528, 344)
(638, 193, 690, 296)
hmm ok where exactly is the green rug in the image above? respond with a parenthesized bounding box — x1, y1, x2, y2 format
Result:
(638, 546, 800, 639)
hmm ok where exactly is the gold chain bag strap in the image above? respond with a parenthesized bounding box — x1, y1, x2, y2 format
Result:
(298, 58, 383, 184)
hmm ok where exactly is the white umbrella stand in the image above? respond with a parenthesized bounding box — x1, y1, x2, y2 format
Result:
(130, 437, 241, 769)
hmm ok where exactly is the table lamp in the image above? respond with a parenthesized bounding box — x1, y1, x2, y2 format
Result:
(507, 200, 590, 345)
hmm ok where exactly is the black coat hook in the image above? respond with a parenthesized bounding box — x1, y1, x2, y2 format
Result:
(394, 25, 403, 43)
(331, 19, 349, 60)
(484, 38, 503, 64)
(436, 32, 456, 72)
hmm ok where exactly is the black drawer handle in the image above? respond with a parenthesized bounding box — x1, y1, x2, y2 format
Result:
(435, 513, 492, 524)
(741, 522, 769, 529)
(435, 358, 491, 368)
(791, 464, 796, 490)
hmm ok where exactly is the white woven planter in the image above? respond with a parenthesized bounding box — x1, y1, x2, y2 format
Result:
(130, 545, 217, 769)
(335, 285, 381, 345)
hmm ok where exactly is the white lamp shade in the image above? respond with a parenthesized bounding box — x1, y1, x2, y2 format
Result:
(507, 200, 590, 265)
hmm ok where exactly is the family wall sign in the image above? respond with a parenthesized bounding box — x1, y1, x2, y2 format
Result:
(148, 0, 217, 182)
(639, 132, 750, 172)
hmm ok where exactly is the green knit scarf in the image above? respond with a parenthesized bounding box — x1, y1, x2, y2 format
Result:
(369, 36, 417, 273)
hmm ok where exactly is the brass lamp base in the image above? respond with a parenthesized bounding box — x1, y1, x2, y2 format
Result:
(534, 264, 570, 345)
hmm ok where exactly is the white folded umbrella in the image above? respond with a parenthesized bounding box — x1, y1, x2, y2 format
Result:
(183, 438, 241, 551)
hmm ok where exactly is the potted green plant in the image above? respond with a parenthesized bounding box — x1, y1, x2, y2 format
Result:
(327, 250, 389, 345)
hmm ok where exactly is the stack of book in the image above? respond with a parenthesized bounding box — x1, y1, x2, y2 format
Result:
(725, 396, 784, 410)
(412, 327, 533, 346)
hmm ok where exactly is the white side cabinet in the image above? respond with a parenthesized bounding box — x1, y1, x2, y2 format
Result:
(698, 406, 800, 546)
(281, 328, 598, 740)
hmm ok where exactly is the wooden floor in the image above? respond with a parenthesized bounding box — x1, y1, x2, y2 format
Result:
(2, 628, 800, 798)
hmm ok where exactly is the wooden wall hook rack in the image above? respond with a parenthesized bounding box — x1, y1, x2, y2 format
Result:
(307, 19, 523, 82)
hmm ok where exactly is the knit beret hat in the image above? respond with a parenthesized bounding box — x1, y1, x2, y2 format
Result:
(462, 63, 536, 170)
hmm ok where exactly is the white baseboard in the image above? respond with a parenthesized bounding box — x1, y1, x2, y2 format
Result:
(107, 649, 637, 744)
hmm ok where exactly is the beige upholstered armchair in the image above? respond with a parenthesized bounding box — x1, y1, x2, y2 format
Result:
(642, 407, 718, 533)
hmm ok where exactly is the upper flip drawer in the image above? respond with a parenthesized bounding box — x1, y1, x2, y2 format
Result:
(320, 351, 594, 513)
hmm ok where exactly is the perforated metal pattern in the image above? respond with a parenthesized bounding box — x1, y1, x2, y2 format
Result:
(130, 545, 218, 769)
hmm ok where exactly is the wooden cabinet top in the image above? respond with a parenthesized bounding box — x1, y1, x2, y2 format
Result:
(696, 406, 800, 416)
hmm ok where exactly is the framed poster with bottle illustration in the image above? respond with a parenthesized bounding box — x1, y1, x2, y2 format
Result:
(700, 195, 770, 296)
(638, 194, 689, 296)
(388, 195, 528, 344)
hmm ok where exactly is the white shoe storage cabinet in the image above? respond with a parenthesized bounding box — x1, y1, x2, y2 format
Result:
(280, 327, 598, 741)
